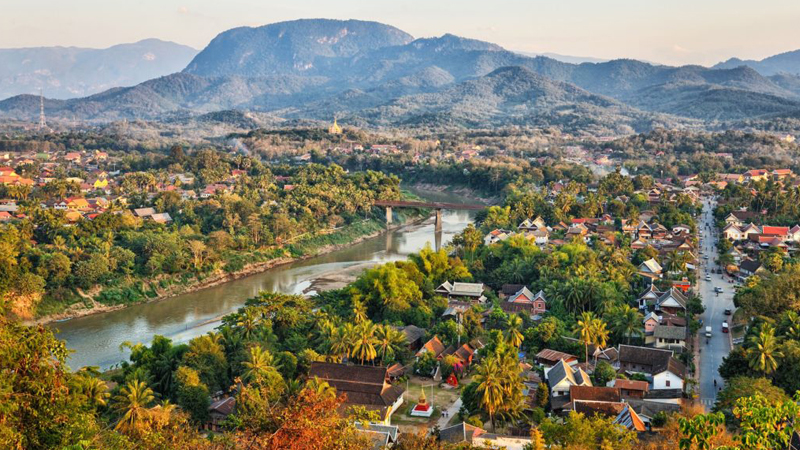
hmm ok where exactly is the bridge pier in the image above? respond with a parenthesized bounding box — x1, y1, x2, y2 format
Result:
(385, 206, 393, 224)
(434, 208, 443, 232)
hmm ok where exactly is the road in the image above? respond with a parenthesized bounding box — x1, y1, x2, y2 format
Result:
(696, 197, 736, 409)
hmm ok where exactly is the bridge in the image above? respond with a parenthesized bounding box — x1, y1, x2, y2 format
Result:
(373, 200, 485, 231)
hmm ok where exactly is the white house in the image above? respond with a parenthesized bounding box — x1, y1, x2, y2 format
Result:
(547, 359, 592, 397)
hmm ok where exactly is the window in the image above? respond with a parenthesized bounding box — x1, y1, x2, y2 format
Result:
(666, 380, 671, 387)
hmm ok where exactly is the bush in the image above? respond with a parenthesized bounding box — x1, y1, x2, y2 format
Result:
(651, 411, 668, 427)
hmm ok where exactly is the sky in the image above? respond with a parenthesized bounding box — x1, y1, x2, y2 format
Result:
(2, 0, 800, 66)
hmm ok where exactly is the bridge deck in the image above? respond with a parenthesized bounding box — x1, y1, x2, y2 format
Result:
(374, 200, 485, 210)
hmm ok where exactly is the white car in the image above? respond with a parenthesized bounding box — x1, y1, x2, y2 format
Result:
(705, 275, 711, 281)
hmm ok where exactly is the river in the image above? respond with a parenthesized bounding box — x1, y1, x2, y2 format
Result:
(50, 189, 478, 370)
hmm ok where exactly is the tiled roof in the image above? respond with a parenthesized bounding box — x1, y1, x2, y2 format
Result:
(569, 385, 621, 403)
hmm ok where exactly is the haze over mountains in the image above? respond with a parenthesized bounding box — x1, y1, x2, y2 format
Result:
(2, 18, 800, 132)
(0, 39, 198, 100)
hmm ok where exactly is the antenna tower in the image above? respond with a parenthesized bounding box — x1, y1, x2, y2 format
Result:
(38, 88, 47, 131)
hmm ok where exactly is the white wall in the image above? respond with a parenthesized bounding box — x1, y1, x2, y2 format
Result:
(653, 371, 683, 390)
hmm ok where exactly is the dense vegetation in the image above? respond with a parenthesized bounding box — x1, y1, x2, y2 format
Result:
(0, 148, 408, 318)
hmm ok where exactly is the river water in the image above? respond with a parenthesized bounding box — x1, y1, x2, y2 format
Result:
(50, 189, 477, 370)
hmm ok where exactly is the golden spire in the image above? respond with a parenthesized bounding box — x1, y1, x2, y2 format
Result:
(328, 116, 343, 135)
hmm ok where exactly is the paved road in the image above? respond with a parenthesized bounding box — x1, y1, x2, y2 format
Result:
(437, 397, 462, 428)
(696, 197, 736, 409)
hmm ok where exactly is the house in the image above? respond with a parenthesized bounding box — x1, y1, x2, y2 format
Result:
(518, 216, 546, 231)
(308, 362, 405, 425)
(743, 169, 768, 182)
(416, 336, 446, 359)
(547, 359, 592, 397)
(612, 379, 649, 399)
(648, 325, 687, 350)
(150, 212, 172, 224)
(654, 288, 687, 315)
(536, 349, 578, 368)
(569, 385, 621, 403)
(133, 207, 156, 218)
(722, 224, 744, 241)
(484, 228, 513, 246)
(762, 226, 789, 240)
(789, 225, 800, 243)
(643, 312, 659, 334)
(395, 325, 426, 351)
(638, 258, 663, 279)
(528, 229, 550, 246)
(618, 345, 686, 390)
(506, 287, 547, 315)
(614, 404, 648, 432)
(442, 343, 476, 368)
(435, 281, 486, 302)
(354, 423, 398, 450)
(725, 211, 759, 226)
(738, 258, 764, 279)
(439, 422, 486, 445)
(206, 397, 235, 432)
(473, 434, 533, 450)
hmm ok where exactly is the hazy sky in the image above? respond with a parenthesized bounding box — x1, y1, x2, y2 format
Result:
(3, 0, 800, 66)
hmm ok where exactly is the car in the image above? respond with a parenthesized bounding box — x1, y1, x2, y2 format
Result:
(705, 326, 712, 338)
(715, 287, 724, 294)
(722, 322, 729, 333)
(724, 308, 732, 315)
(703, 255, 709, 260)
(705, 275, 711, 281)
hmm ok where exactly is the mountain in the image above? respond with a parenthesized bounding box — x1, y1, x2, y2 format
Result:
(517, 51, 608, 64)
(0, 39, 198, 100)
(2, 19, 800, 129)
(714, 49, 800, 76)
(183, 19, 413, 78)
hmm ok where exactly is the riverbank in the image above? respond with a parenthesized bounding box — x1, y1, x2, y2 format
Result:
(30, 212, 429, 326)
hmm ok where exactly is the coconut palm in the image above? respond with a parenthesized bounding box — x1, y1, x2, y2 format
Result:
(236, 309, 260, 341)
(747, 326, 783, 376)
(242, 346, 277, 382)
(374, 324, 407, 364)
(352, 300, 368, 324)
(328, 325, 354, 362)
(78, 376, 110, 407)
(351, 322, 378, 365)
(504, 315, 525, 348)
(609, 305, 644, 344)
(591, 317, 610, 366)
(474, 357, 504, 432)
(575, 311, 596, 363)
(112, 380, 155, 434)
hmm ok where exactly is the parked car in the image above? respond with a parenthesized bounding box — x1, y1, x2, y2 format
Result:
(705, 326, 712, 338)
(724, 308, 732, 315)
(722, 322, 729, 333)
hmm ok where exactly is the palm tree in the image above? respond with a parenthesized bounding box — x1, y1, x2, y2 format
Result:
(113, 380, 155, 434)
(352, 300, 368, 324)
(79, 376, 110, 407)
(306, 377, 337, 399)
(609, 305, 644, 344)
(351, 322, 378, 365)
(236, 309, 260, 341)
(374, 324, 407, 364)
(591, 317, 610, 366)
(242, 346, 276, 382)
(474, 357, 504, 432)
(504, 315, 525, 348)
(328, 325, 353, 362)
(575, 311, 596, 364)
(747, 326, 783, 376)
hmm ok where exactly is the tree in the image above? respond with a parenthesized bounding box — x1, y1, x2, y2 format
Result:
(374, 324, 407, 364)
(731, 393, 800, 450)
(535, 382, 549, 409)
(474, 356, 505, 431)
(713, 377, 788, 417)
(175, 366, 210, 425)
(594, 361, 617, 386)
(575, 312, 596, 363)
(182, 334, 229, 392)
(678, 412, 725, 450)
(351, 322, 378, 365)
(113, 380, 155, 435)
(608, 304, 644, 344)
(242, 346, 278, 382)
(504, 315, 525, 348)
(747, 325, 783, 376)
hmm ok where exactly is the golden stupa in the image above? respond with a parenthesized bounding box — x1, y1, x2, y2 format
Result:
(328, 117, 343, 135)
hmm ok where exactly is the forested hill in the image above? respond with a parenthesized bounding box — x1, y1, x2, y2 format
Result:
(2, 19, 800, 129)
